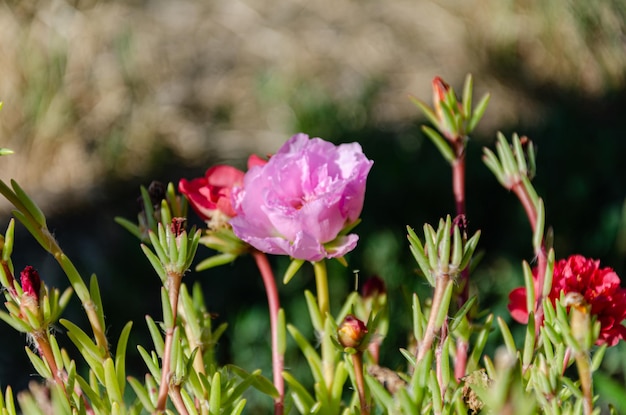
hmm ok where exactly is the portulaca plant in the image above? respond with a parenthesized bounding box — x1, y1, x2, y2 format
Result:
(0, 74, 624, 415)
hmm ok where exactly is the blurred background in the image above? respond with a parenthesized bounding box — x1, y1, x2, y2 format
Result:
(1, 0, 626, 412)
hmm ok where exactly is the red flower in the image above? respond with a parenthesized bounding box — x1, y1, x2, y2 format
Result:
(179, 156, 267, 223)
(508, 255, 626, 346)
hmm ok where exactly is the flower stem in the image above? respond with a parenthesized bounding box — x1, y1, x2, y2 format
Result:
(313, 260, 335, 388)
(313, 261, 330, 319)
(252, 250, 284, 415)
(452, 152, 470, 380)
(452, 154, 466, 216)
(351, 352, 369, 415)
(156, 272, 183, 412)
(574, 351, 593, 415)
(512, 182, 547, 330)
(417, 273, 451, 363)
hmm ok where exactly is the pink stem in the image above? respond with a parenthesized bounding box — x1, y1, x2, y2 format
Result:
(452, 151, 470, 380)
(512, 183, 547, 331)
(252, 250, 284, 415)
(156, 273, 183, 412)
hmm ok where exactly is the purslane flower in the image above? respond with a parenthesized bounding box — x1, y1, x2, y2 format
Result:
(179, 156, 266, 228)
(229, 133, 373, 262)
(509, 255, 626, 346)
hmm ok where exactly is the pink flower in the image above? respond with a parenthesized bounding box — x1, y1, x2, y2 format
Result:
(509, 255, 626, 346)
(230, 133, 373, 262)
(179, 156, 266, 224)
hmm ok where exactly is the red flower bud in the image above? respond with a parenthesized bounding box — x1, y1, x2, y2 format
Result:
(170, 217, 187, 237)
(432, 76, 451, 121)
(361, 275, 386, 299)
(20, 266, 41, 302)
(338, 314, 368, 349)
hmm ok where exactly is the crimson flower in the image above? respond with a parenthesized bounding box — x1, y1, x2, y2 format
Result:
(509, 255, 626, 346)
(179, 156, 266, 226)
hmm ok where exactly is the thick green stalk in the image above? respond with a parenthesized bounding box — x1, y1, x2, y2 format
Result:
(313, 260, 334, 389)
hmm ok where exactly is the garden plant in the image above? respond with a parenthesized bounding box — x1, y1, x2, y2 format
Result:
(0, 75, 625, 414)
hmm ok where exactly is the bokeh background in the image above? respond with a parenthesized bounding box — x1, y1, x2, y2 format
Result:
(1, 0, 626, 412)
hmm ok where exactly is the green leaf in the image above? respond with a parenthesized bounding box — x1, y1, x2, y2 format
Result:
(127, 377, 157, 412)
(0, 310, 30, 333)
(146, 231, 168, 266)
(462, 73, 473, 119)
(140, 185, 157, 232)
(407, 226, 433, 286)
(412, 293, 425, 340)
(60, 319, 104, 363)
(89, 274, 106, 339)
(287, 324, 323, 383)
(283, 258, 305, 284)
(422, 125, 455, 164)
(482, 147, 507, 187)
(25, 346, 52, 379)
(497, 316, 517, 355)
(2, 218, 15, 262)
(227, 365, 278, 398)
(180, 388, 199, 415)
(49, 334, 64, 373)
(145, 315, 165, 356)
(209, 371, 221, 413)
(522, 313, 535, 368)
(10, 179, 47, 227)
(434, 280, 454, 330)
(283, 371, 315, 414)
(104, 357, 124, 403)
(304, 290, 323, 333)
(450, 296, 477, 332)
(137, 346, 161, 380)
(141, 244, 167, 281)
(495, 132, 518, 181)
(523, 261, 535, 318)
(439, 215, 452, 274)
(277, 308, 286, 356)
(115, 321, 133, 394)
(195, 253, 238, 271)
(409, 96, 439, 128)
(365, 373, 394, 410)
(114, 217, 143, 241)
(533, 199, 545, 253)
(468, 92, 490, 132)
(230, 399, 247, 415)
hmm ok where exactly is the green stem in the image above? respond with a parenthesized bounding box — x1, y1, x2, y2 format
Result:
(313, 261, 330, 319)
(575, 351, 593, 415)
(313, 260, 334, 389)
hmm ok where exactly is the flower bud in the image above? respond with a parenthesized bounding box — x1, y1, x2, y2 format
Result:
(432, 76, 450, 121)
(170, 217, 187, 237)
(20, 266, 41, 302)
(361, 275, 386, 299)
(338, 314, 368, 350)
